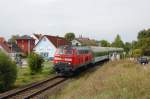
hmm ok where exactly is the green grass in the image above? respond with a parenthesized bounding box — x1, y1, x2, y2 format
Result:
(49, 60, 150, 99)
(14, 61, 54, 88)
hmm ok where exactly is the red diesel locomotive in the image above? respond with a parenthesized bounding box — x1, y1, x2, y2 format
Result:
(53, 45, 93, 75)
(53, 45, 124, 75)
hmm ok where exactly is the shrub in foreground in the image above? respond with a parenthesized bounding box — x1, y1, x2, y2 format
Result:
(28, 53, 44, 74)
(0, 52, 17, 92)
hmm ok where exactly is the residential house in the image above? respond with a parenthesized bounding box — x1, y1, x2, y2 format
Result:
(0, 37, 5, 42)
(0, 37, 22, 60)
(34, 35, 69, 60)
(71, 39, 82, 46)
(31, 34, 43, 44)
(71, 36, 98, 46)
(16, 35, 35, 55)
(0, 37, 11, 55)
(7, 42, 22, 60)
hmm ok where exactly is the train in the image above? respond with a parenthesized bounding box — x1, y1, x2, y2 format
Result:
(53, 45, 123, 76)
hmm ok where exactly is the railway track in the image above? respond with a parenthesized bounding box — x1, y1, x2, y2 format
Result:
(0, 60, 108, 99)
(0, 76, 68, 99)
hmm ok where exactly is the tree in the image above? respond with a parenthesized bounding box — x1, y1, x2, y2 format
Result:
(0, 52, 17, 92)
(28, 53, 44, 74)
(132, 49, 143, 57)
(8, 35, 20, 43)
(99, 40, 110, 47)
(136, 29, 150, 56)
(124, 42, 132, 53)
(131, 40, 138, 49)
(64, 32, 75, 41)
(111, 34, 124, 48)
(137, 29, 150, 40)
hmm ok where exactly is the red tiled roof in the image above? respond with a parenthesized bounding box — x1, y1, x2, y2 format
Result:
(0, 37, 5, 43)
(76, 38, 98, 46)
(0, 42, 11, 53)
(45, 35, 69, 48)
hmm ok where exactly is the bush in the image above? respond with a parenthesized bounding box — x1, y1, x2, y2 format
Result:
(0, 52, 17, 92)
(132, 49, 143, 57)
(28, 53, 44, 74)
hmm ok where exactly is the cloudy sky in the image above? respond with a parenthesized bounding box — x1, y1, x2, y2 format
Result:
(0, 0, 150, 42)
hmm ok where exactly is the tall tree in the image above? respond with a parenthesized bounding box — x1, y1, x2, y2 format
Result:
(99, 40, 110, 47)
(124, 42, 132, 53)
(137, 29, 150, 56)
(137, 29, 150, 40)
(111, 34, 124, 48)
(64, 32, 75, 41)
(132, 40, 138, 49)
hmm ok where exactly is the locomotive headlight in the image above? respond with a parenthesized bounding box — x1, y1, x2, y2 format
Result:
(65, 58, 72, 61)
(54, 57, 62, 60)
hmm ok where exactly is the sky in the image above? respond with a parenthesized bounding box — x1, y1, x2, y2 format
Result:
(0, 0, 150, 42)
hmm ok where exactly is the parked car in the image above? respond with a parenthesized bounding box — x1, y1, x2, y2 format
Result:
(138, 56, 149, 64)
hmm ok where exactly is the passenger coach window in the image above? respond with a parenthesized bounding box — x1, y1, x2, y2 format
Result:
(77, 50, 82, 54)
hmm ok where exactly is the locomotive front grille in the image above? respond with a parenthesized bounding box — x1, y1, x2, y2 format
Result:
(54, 62, 73, 74)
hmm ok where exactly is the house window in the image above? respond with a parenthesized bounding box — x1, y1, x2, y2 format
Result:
(76, 43, 79, 46)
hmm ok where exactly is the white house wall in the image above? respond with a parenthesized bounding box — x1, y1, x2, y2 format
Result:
(71, 40, 81, 46)
(34, 36, 56, 59)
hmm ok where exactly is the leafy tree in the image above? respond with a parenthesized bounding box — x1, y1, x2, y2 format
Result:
(131, 40, 138, 49)
(136, 29, 150, 56)
(138, 38, 150, 56)
(111, 34, 124, 48)
(64, 32, 75, 41)
(8, 35, 20, 43)
(28, 53, 44, 75)
(124, 42, 132, 53)
(0, 52, 17, 92)
(137, 29, 150, 40)
(99, 40, 110, 47)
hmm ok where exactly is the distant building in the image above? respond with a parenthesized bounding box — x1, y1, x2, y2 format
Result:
(0, 37, 5, 42)
(8, 42, 22, 60)
(34, 35, 69, 60)
(16, 35, 35, 54)
(71, 39, 82, 46)
(0, 37, 23, 61)
(0, 37, 11, 55)
(71, 35, 98, 46)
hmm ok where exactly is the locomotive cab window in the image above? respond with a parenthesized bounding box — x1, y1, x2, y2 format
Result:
(56, 48, 73, 55)
(65, 50, 73, 54)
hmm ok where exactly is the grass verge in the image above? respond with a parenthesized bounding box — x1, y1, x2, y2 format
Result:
(14, 61, 54, 88)
(49, 60, 150, 99)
